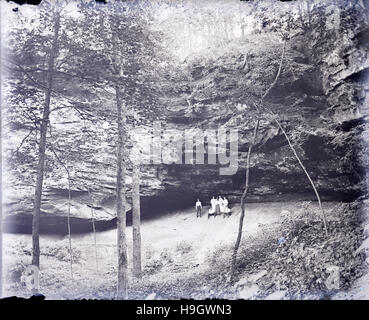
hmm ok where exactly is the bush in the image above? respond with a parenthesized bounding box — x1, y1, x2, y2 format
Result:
(42, 240, 82, 263)
(160, 248, 174, 264)
(175, 240, 192, 255)
(5, 241, 32, 257)
(7, 262, 27, 283)
(144, 259, 163, 274)
(259, 202, 364, 298)
(227, 201, 365, 299)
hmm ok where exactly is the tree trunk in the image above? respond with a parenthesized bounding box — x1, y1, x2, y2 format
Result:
(0, 87, 2, 298)
(32, 10, 60, 271)
(115, 84, 128, 299)
(230, 39, 286, 280)
(49, 144, 74, 279)
(230, 120, 260, 280)
(274, 118, 328, 236)
(67, 171, 73, 280)
(88, 188, 98, 272)
(92, 208, 98, 272)
(258, 38, 328, 235)
(132, 164, 142, 278)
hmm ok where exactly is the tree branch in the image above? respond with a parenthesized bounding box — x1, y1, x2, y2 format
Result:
(15, 128, 35, 153)
(261, 39, 287, 101)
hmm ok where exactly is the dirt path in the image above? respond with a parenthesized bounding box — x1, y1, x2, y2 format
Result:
(72, 201, 294, 268)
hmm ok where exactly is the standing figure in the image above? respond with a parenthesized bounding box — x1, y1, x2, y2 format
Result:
(218, 196, 225, 214)
(215, 196, 221, 217)
(195, 199, 202, 218)
(223, 197, 231, 218)
(208, 196, 217, 218)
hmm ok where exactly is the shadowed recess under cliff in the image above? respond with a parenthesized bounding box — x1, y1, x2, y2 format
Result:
(3, 4, 369, 235)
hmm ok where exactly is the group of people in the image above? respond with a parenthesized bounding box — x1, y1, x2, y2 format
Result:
(195, 196, 231, 219)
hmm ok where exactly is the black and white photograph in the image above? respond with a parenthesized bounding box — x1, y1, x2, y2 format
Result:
(0, 0, 369, 303)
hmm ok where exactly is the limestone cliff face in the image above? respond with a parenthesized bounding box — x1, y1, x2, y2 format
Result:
(3, 7, 369, 233)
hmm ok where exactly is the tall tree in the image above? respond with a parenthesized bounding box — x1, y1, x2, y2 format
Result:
(31, 5, 61, 270)
(0, 18, 2, 297)
(4, 1, 63, 270)
(0, 0, 3, 297)
(132, 162, 142, 278)
(79, 0, 168, 296)
(115, 82, 128, 298)
(231, 38, 287, 280)
(3, 0, 107, 281)
(79, 1, 148, 298)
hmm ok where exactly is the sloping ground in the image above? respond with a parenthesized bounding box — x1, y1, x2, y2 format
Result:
(333, 198, 369, 300)
(3, 200, 364, 300)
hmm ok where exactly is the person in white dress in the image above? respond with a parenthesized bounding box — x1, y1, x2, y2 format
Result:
(216, 196, 223, 216)
(218, 196, 225, 214)
(222, 197, 231, 217)
(208, 196, 217, 218)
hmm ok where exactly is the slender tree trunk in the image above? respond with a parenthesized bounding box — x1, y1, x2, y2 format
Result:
(259, 38, 327, 234)
(49, 145, 74, 279)
(274, 118, 328, 236)
(0, 49, 2, 298)
(261, 40, 286, 101)
(32, 10, 60, 270)
(230, 120, 259, 280)
(88, 189, 98, 272)
(92, 208, 98, 272)
(115, 84, 128, 299)
(0, 4, 2, 292)
(67, 171, 73, 280)
(0, 155, 2, 299)
(230, 39, 286, 280)
(132, 164, 142, 278)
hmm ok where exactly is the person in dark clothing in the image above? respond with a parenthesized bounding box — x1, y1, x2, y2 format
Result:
(195, 199, 202, 218)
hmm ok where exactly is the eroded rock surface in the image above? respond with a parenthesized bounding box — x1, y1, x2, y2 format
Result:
(3, 6, 369, 233)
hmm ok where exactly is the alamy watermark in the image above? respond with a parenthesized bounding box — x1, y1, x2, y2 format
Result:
(131, 122, 239, 176)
